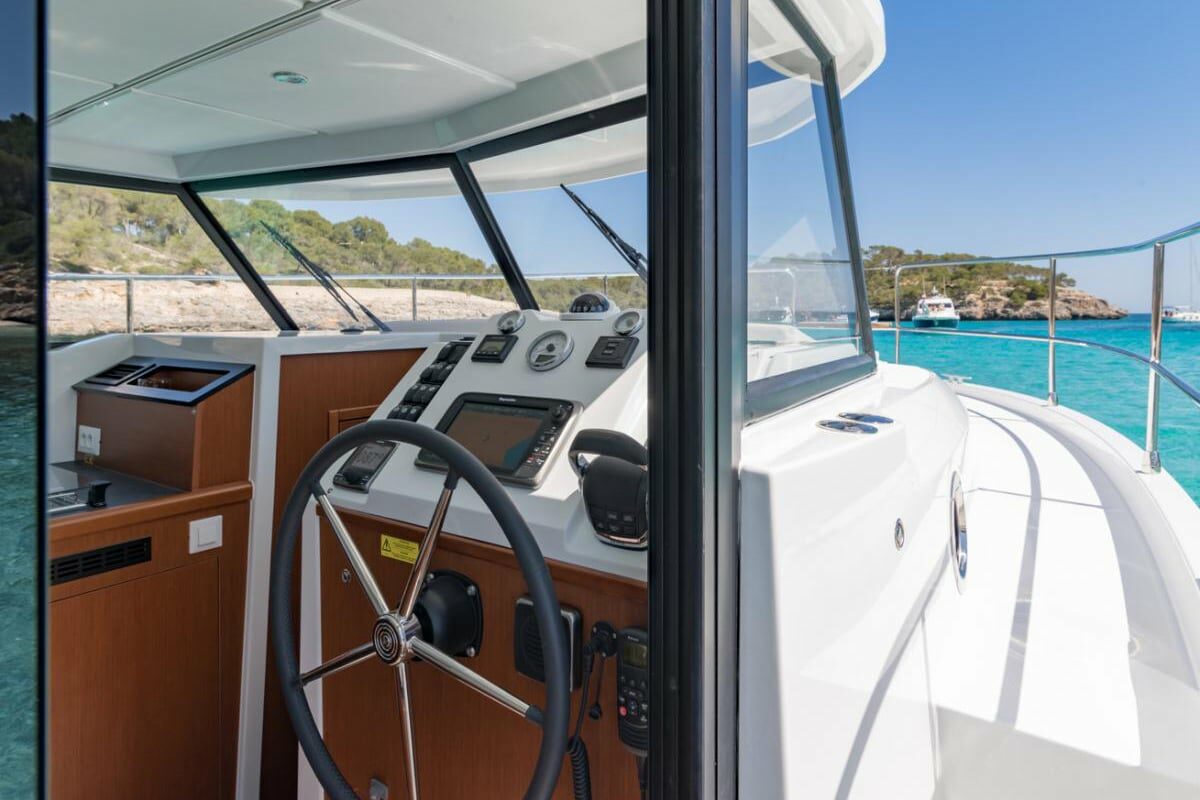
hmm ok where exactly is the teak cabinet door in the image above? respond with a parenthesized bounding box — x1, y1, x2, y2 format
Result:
(51, 559, 221, 799)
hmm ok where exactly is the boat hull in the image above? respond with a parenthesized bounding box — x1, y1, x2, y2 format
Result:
(912, 316, 960, 329)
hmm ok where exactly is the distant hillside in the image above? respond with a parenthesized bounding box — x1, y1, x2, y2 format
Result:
(47, 184, 646, 313)
(0, 114, 37, 324)
(864, 245, 1126, 320)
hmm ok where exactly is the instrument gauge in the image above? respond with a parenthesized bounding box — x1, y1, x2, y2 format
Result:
(613, 310, 644, 336)
(497, 310, 525, 334)
(527, 330, 574, 371)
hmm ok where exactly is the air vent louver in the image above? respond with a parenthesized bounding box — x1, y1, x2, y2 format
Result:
(84, 360, 152, 386)
(50, 538, 151, 585)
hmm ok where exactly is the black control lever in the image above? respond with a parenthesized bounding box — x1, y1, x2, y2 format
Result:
(569, 430, 648, 549)
(568, 429, 648, 477)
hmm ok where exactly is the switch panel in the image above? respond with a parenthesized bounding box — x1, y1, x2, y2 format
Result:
(188, 515, 223, 553)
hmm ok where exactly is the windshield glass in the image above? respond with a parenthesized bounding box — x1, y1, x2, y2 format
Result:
(46, 181, 276, 342)
(745, 0, 864, 388)
(473, 120, 647, 312)
(200, 169, 517, 329)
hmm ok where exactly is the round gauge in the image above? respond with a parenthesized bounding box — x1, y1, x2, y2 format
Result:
(527, 330, 574, 371)
(497, 309, 525, 334)
(613, 309, 644, 336)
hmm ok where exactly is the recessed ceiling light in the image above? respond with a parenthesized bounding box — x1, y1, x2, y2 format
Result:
(272, 71, 308, 85)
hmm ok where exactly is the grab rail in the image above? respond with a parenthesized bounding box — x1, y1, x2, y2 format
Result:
(47, 270, 634, 325)
(888, 221, 1200, 472)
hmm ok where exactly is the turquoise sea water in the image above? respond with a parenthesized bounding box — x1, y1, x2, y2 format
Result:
(877, 315, 1200, 502)
(0, 326, 37, 798)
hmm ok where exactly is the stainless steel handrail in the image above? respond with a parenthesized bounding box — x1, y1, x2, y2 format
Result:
(899, 327, 1200, 409)
(885, 222, 1200, 471)
(47, 270, 636, 327)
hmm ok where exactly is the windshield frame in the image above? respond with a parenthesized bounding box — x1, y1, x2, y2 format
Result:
(189, 97, 649, 325)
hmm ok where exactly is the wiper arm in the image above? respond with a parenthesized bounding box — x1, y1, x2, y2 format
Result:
(560, 184, 648, 283)
(259, 222, 392, 332)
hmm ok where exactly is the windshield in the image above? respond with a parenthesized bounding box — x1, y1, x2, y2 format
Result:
(473, 120, 648, 312)
(47, 181, 275, 342)
(200, 169, 518, 329)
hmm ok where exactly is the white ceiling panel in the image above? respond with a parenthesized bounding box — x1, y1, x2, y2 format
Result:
(48, 71, 111, 114)
(333, 0, 645, 84)
(145, 16, 511, 135)
(49, 0, 292, 85)
(51, 90, 312, 155)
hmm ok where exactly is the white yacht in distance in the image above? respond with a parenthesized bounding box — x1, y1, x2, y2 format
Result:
(1164, 306, 1200, 323)
(28, 0, 1200, 798)
(1165, 244, 1200, 322)
(912, 292, 961, 328)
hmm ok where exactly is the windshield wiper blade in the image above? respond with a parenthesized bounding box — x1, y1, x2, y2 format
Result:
(560, 183, 648, 283)
(259, 222, 392, 332)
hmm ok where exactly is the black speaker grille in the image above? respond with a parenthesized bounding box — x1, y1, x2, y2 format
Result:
(50, 538, 151, 585)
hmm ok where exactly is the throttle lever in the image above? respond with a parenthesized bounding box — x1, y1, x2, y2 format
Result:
(568, 430, 649, 549)
(568, 429, 648, 477)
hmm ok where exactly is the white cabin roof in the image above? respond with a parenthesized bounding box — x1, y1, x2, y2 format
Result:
(48, 0, 884, 187)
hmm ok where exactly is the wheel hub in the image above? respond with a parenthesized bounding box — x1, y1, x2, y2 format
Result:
(372, 615, 405, 665)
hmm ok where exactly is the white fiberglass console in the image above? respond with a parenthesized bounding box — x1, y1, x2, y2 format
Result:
(327, 305, 649, 581)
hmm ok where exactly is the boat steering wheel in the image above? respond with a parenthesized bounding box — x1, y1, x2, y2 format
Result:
(270, 420, 570, 800)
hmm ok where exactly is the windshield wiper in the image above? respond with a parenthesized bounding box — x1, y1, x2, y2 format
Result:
(259, 222, 392, 332)
(560, 184, 649, 283)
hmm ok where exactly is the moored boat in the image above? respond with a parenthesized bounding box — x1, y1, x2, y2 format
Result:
(912, 293, 960, 328)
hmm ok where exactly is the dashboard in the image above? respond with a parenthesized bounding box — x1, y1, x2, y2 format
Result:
(326, 303, 649, 580)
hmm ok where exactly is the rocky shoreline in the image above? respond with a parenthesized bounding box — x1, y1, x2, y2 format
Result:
(955, 280, 1126, 320)
(883, 279, 1126, 321)
(46, 280, 516, 337)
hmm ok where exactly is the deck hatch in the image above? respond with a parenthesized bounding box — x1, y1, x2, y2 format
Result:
(50, 537, 152, 585)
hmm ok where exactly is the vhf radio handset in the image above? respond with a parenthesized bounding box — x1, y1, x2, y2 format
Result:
(616, 626, 649, 756)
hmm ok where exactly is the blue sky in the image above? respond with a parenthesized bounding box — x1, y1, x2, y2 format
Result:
(842, 0, 1200, 311)
(0, 0, 35, 119)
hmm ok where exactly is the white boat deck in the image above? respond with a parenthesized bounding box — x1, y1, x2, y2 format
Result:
(931, 388, 1200, 798)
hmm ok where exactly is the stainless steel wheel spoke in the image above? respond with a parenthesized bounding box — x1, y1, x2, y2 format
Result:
(397, 482, 455, 618)
(395, 663, 420, 800)
(300, 641, 375, 686)
(409, 637, 533, 720)
(315, 487, 389, 616)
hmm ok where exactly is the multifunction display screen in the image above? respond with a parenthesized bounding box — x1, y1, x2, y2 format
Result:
(415, 393, 575, 488)
(445, 402, 545, 473)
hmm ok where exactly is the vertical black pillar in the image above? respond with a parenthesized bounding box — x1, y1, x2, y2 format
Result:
(647, 0, 745, 795)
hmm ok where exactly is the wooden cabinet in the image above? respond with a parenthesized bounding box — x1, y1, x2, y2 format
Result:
(49, 485, 251, 800)
(51, 559, 221, 799)
(74, 372, 253, 492)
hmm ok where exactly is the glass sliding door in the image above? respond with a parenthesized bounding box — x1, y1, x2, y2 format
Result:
(0, 0, 44, 795)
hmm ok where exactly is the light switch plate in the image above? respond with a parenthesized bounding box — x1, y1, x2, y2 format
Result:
(189, 515, 223, 554)
(77, 425, 101, 456)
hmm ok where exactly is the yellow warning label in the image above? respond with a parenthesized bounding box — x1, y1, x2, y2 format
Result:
(380, 535, 419, 564)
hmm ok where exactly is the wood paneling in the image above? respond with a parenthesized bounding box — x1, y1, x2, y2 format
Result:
(317, 509, 647, 799)
(75, 391, 196, 488)
(193, 373, 254, 488)
(74, 373, 253, 491)
(262, 348, 422, 799)
(49, 489, 252, 800)
(51, 559, 221, 800)
(327, 404, 381, 440)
